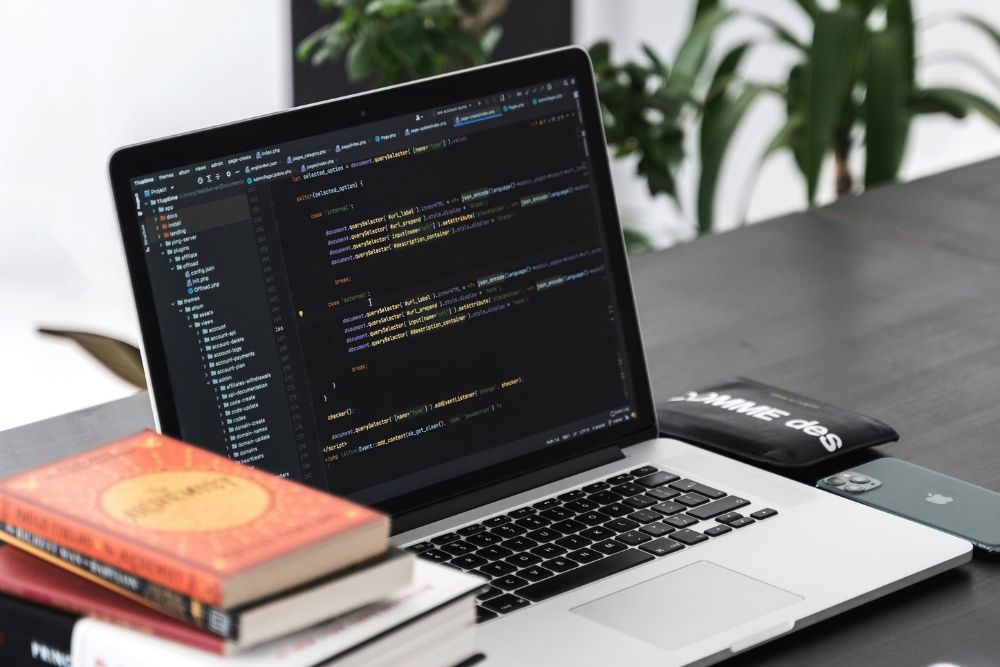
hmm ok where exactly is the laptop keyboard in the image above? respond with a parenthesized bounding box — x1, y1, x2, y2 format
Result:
(403, 464, 779, 622)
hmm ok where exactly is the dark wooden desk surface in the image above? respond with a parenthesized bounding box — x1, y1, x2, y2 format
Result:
(3, 158, 999, 666)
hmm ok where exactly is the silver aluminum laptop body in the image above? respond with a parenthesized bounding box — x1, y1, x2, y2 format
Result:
(396, 438, 969, 665)
(111, 45, 971, 666)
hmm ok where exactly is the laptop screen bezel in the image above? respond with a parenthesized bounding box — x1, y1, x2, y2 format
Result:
(109, 47, 658, 518)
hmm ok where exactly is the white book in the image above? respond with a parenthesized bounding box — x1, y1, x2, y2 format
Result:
(71, 561, 484, 667)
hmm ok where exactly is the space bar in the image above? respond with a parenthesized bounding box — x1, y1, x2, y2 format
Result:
(517, 549, 654, 602)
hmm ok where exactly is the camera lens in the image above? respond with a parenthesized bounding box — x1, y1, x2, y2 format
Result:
(843, 483, 866, 493)
(848, 474, 870, 484)
(826, 476, 847, 486)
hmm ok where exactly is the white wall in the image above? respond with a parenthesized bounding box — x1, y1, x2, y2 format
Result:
(574, 0, 1000, 245)
(0, 1, 290, 430)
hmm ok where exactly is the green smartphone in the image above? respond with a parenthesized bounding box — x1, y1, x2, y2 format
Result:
(817, 457, 1000, 552)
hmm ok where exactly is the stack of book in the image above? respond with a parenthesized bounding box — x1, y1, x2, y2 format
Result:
(0, 431, 483, 666)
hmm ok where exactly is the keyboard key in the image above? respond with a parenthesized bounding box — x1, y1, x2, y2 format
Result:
(466, 531, 503, 548)
(577, 511, 607, 526)
(652, 501, 685, 516)
(458, 524, 486, 537)
(674, 492, 710, 507)
(593, 539, 628, 555)
(451, 553, 489, 569)
(627, 509, 662, 524)
(484, 515, 512, 527)
(478, 545, 513, 560)
(509, 507, 536, 519)
(580, 526, 616, 541)
(664, 514, 698, 529)
(476, 585, 502, 600)
(636, 471, 679, 488)
(640, 538, 685, 556)
(501, 536, 537, 552)
(564, 498, 599, 513)
(431, 532, 460, 545)
(544, 556, 579, 573)
(588, 491, 620, 505)
(704, 525, 732, 537)
(646, 487, 680, 501)
(599, 503, 632, 518)
(670, 529, 709, 545)
(506, 552, 542, 568)
(583, 481, 610, 493)
(417, 548, 451, 562)
(617, 530, 652, 546)
(533, 498, 560, 510)
(729, 517, 756, 528)
(481, 593, 530, 614)
(568, 547, 604, 564)
(611, 482, 645, 497)
(441, 540, 477, 556)
(476, 606, 499, 622)
(494, 574, 529, 590)
(478, 561, 517, 577)
(669, 480, 726, 499)
(492, 524, 527, 539)
(519, 565, 554, 582)
(406, 541, 434, 553)
(541, 507, 574, 521)
(515, 515, 550, 530)
(518, 549, 654, 602)
(555, 534, 590, 550)
(552, 518, 587, 534)
(558, 490, 585, 502)
(623, 495, 658, 509)
(715, 512, 745, 525)
(604, 518, 640, 533)
(639, 522, 674, 537)
(686, 496, 750, 520)
(750, 508, 778, 520)
(630, 465, 659, 477)
(531, 543, 566, 559)
(526, 527, 560, 543)
(606, 473, 632, 485)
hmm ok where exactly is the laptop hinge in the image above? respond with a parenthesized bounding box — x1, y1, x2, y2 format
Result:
(392, 445, 625, 534)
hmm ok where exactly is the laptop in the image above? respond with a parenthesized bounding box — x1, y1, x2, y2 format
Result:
(109, 47, 970, 665)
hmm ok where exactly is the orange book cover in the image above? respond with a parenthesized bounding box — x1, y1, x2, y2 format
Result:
(0, 430, 388, 608)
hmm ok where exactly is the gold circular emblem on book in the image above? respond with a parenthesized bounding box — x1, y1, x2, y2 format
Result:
(100, 471, 270, 532)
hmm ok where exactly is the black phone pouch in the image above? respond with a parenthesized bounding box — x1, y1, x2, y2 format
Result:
(656, 377, 898, 468)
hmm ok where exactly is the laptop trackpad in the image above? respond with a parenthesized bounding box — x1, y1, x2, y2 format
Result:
(571, 561, 802, 651)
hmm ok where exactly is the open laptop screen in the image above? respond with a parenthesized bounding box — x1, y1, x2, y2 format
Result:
(114, 50, 653, 512)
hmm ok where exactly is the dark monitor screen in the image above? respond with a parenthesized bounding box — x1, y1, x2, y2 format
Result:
(112, 50, 655, 515)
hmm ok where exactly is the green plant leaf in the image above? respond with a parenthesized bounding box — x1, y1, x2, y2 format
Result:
(672, 7, 733, 90)
(908, 88, 969, 117)
(589, 41, 612, 71)
(800, 8, 864, 203)
(740, 10, 806, 51)
(481, 24, 503, 56)
(38, 328, 146, 389)
(365, 0, 416, 18)
(865, 27, 910, 187)
(621, 225, 655, 254)
(345, 31, 377, 81)
(908, 87, 1000, 125)
(793, 0, 818, 20)
(698, 84, 769, 235)
(948, 13, 1000, 56)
